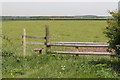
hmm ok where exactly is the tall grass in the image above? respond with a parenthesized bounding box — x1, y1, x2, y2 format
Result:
(2, 54, 120, 78)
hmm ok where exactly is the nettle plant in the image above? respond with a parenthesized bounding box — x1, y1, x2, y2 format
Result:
(104, 11, 120, 55)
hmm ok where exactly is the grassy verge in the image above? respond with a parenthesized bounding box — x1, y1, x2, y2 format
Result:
(2, 53, 120, 78)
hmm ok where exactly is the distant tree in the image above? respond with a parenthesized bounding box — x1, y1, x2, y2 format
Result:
(104, 11, 120, 55)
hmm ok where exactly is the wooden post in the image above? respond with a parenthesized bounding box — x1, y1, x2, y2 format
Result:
(23, 28, 26, 56)
(76, 47, 79, 52)
(45, 25, 50, 53)
(76, 47, 79, 56)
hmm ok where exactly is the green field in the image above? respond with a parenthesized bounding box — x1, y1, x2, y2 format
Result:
(3, 20, 108, 42)
(2, 20, 120, 78)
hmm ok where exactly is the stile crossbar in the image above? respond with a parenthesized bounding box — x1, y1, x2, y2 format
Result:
(25, 35, 45, 39)
(22, 25, 116, 56)
(26, 41, 45, 45)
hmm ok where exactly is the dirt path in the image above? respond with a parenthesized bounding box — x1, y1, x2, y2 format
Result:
(64, 47, 108, 52)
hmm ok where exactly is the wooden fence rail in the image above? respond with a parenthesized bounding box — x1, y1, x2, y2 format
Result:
(26, 41, 45, 45)
(25, 35, 45, 39)
(48, 42, 114, 55)
(48, 42, 109, 47)
(51, 51, 114, 55)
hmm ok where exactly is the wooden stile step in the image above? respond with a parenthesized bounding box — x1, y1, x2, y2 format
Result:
(34, 48, 44, 54)
(51, 51, 115, 55)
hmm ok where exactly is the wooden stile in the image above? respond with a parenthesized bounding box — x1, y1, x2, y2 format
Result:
(22, 25, 48, 56)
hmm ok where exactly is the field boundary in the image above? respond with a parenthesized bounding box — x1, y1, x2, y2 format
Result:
(22, 25, 115, 56)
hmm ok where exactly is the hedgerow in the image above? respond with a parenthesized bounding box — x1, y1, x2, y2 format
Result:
(104, 11, 120, 55)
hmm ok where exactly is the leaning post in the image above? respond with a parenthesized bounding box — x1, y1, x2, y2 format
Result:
(23, 28, 26, 57)
(45, 25, 50, 53)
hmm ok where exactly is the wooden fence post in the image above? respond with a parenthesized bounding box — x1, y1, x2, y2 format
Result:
(23, 28, 26, 56)
(45, 25, 50, 53)
(76, 47, 79, 56)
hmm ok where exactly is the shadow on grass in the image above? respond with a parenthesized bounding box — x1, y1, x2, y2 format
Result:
(88, 57, 120, 74)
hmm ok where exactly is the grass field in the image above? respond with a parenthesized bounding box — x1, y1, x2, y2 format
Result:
(3, 20, 108, 42)
(2, 20, 120, 78)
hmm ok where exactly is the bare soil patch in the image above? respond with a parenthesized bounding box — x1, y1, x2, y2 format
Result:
(64, 47, 108, 52)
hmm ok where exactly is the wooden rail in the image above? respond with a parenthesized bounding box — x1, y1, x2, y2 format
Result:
(25, 35, 45, 39)
(26, 41, 45, 45)
(48, 42, 113, 55)
(49, 42, 108, 44)
(51, 51, 115, 55)
(48, 42, 109, 47)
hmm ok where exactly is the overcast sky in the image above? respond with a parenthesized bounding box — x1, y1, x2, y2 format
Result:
(1, 1, 119, 16)
(0, 0, 120, 2)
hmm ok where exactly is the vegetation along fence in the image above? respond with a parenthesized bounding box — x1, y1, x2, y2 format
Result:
(22, 25, 117, 57)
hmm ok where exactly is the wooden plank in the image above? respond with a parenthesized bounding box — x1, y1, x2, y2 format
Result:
(23, 28, 26, 57)
(25, 35, 45, 39)
(49, 42, 109, 45)
(51, 51, 114, 55)
(48, 42, 109, 47)
(48, 43, 109, 47)
(26, 41, 45, 45)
